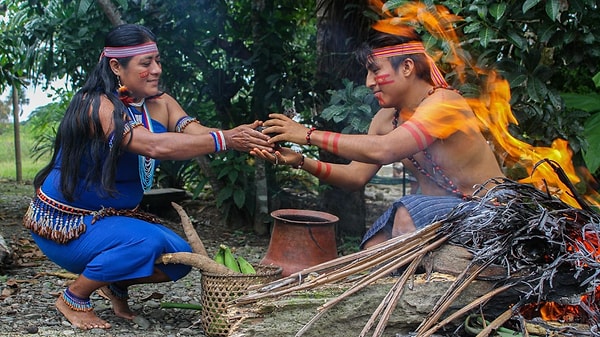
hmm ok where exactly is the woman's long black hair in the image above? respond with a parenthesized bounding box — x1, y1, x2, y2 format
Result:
(33, 24, 157, 201)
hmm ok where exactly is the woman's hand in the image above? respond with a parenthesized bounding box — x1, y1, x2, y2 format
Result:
(250, 146, 303, 168)
(261, 113, 310, 146)
(224, 121, 273, 152)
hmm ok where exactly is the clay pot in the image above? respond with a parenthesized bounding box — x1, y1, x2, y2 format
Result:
(260, 209, 339, 277)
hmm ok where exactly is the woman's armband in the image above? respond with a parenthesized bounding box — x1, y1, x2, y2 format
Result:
(108, 121, 143, 148)
(175, 116, 200, 133)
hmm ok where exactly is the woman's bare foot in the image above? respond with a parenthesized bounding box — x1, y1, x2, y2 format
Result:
(98, 286, 136, 320)
(55, 296, 111, 330)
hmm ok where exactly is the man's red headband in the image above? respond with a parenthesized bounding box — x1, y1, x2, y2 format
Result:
(372, 41, 447, 87)
(101, 42, 158, 59)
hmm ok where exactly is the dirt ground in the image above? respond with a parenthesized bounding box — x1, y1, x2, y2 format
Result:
(0, 178, 401, 336)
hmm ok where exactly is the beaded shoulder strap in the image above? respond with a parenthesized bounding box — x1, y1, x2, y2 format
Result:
(126, 103, 155, 192)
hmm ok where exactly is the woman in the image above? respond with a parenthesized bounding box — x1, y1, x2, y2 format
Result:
(253, 27, 504, 249)
(23, 24, 272, 330)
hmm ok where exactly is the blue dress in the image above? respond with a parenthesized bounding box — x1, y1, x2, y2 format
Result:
(24, 118, 192, 283)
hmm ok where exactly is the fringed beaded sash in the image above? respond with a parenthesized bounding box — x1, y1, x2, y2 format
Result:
(23, 189, 160, 244)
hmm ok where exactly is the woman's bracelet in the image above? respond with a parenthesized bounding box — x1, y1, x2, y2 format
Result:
(295, 155, 305, 169)
(209, 130, 227, 152)
(305, 127, 316, 145)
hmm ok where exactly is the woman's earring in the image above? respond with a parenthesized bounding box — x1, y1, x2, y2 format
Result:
(117, 76, 129, 96)
(117, 76, 134, 105)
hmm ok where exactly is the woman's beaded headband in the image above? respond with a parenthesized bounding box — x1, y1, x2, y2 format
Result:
(101, 42, 158, 59)
(372, 41, 448, 87)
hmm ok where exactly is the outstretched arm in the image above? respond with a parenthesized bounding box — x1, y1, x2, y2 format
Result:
(250, 146, 381, 191)
(261, 92, 476, 165)
(99, 96, 273, 160)
(261, 113, 420, 165)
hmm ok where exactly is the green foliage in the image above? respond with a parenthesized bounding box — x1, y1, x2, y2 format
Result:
(583, 113, 600, 174)
(26, 90, 70, 161)
(560, 72, 600, 174)
(0, 99, 10, 124)
(320, 79, 380, 134)
(3, 0, 600, 224)
(0, 0, 319, 226)
(154, 159, 201, 190)
(337, 235, 361, 255)
(0, 1, 29, 93)
(209, 151, 257, 223)
(0, 123, 50, 181)
(431, 0, 600, 177)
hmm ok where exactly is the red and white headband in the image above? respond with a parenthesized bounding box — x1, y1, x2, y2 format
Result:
(100, 42, 158, 59)
(372, 41, 448, 87)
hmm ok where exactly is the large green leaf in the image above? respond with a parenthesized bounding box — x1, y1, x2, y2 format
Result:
(76, 0, 94, 17)
(463, 22, 482, 35)
(561, 93, 600, 113)
(505, 30, 526, 49)
(545, 0, 560, 21)
(478, 26, 493, 48)
(522, 0, 542, 13)
(593, 72, 600, 88)
(583, 112, 600, 173)
(527, 77, 547, 102)
(489, 2, 507, 21)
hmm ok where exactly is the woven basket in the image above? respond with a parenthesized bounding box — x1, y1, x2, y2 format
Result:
(200, 264, 282, 337)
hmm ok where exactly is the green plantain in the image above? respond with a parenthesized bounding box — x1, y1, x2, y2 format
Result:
(213, 245, 226, 265)
(221, 244, 241, 273)
(236, 256, 256, 275)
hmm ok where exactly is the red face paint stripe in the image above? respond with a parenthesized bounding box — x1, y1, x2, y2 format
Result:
(139, 70, 150, 78)
(375, 74, 395, 86)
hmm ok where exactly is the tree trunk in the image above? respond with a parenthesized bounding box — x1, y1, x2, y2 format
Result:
(12, 86, 22, 184)
(97, 0, 125, 27)
(315, 0, 372, 238)
(250, 0, 272, 235)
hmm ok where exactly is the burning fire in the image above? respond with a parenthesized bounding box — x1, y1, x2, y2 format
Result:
(521, 290, 600, 324)
(369, 0, 600, 326)
(368, 0, 600, 210)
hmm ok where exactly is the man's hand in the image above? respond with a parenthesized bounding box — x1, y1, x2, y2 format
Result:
(261, 113, 310, 146)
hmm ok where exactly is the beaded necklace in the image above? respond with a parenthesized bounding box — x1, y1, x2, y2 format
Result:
(393, 86, 466, 199)
(126, 103, 155, 192)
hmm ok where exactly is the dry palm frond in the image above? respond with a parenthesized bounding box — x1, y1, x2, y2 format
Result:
(364, 255, 424, 337)
(237, 175, 600, 335)
(238, 222, 444, 304)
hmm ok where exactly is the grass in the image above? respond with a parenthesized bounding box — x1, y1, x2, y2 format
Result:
(0, 123, 50, 182)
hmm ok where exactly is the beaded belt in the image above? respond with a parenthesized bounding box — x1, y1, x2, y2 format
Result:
(23, 189, 159, 244)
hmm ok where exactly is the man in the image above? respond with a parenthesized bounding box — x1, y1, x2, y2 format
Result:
(253, 27, 504, 249)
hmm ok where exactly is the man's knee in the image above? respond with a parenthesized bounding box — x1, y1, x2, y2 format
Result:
(392, 206, 416, 237)
(362, 231, 391, 249)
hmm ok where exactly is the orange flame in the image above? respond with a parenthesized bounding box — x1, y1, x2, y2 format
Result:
(368, 0, 600, 209)
(539, 302, 580, 322)
(521, 287, 600, 323)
